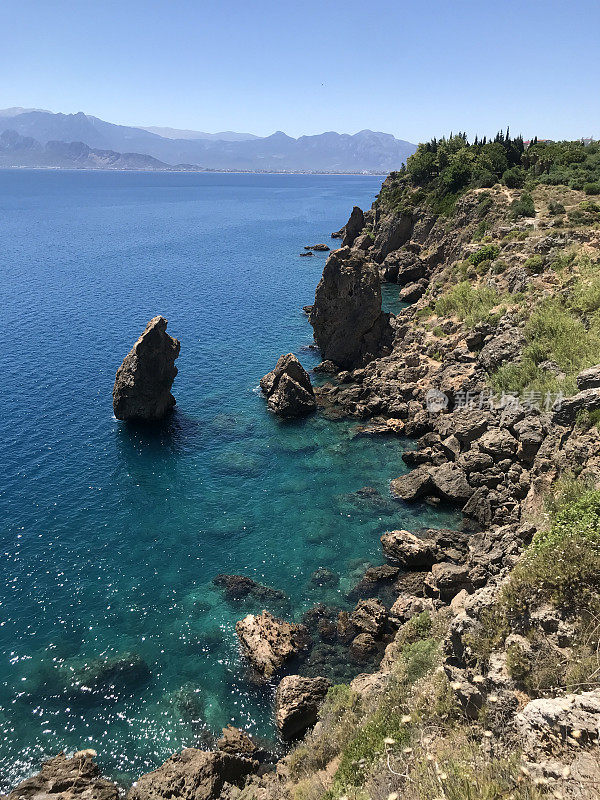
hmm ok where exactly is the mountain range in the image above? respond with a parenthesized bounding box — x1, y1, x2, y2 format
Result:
(0, 108, 416, 172)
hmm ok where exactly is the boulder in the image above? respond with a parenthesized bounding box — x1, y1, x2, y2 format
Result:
(216, 726, 256, 756)
(478, 427, 518, 459)
(260, 354, 316, 418)
(127, 749, 257, 800)
(398, 281, 426, 302)
(274, 675, 331, 740)
(390, 466, 432, 502)
(235, 611, 309, 681)
(553, 388, 600, 424)
(341, 206, 365, 247)
(4, 752, 118, 800)
(350, 599, 388, 636)
(310, 244, 330, 252)
(577, 365, 600, 391)
(380, 529, 437, 568)
(349, 632, 379, 662)
(310, 247, 392, 368)
(429, 463, 472, 504)
(113, 316, 180, 421)
(517, 690, 600, 754)
(213, 574, 287, 604)
(424, 563, 472, 602)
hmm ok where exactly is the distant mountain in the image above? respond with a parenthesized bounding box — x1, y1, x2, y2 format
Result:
(0, 108, 417, 172)
(140, 126, 259, 142)
(0, 129, 172, 170)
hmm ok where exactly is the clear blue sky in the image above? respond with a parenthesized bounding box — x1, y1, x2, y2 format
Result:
(1, 0, 598, 143)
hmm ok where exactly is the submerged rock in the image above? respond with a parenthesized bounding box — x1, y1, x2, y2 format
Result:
(113, 316, 180, 421)
(274, 675, 331, 740)
(235, 610, 310, 682)
(260, 354, 316, 418)
(310, 247, 392, 369)
(60, 651, 151, 700)
(127, 749, 257, 800)
(4, 751, 119, 800)
(213, 574, 288, 604)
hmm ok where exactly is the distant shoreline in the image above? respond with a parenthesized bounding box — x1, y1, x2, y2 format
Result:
(0, 165, 387, 176)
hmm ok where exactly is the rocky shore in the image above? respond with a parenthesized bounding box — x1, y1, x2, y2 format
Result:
(8, 140, 600, 799)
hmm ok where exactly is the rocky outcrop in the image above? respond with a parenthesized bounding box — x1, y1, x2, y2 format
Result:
(126, 749, 257, 800)
(235, 611, 310, 681)
(274, 675, 331, 740)
(371, 212, 413, 263)
(310, 247, 392, 369)
(113, 316, 180, 421)
(341, 206, 365, 247)
(216, 726, 257, 756)
(260, 354, 316, 418)
(4, 752, 119, 800)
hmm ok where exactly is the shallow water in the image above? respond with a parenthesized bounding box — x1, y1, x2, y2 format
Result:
(0, 170, 458, 788)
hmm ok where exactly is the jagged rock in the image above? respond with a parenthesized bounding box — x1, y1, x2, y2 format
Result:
(235, 611, 309, 681)
(127, 749, 257, 800)
(341, 206, 365, 247)
(217, 726, 256, 756)
(517, 690, 600, 754)
(310, 247, 392, 368)
(478, 329, 524, 371)
(429, 463, 472, 503)
(390, 466, 432, 501)
(299, 250, 314, 256)
(310, 243, 330, 252)
(371, 212, 414, 263)
(349, 632, 379, 662)
(398, 281, 426, 302)
(260, 354, 316, 418)
(381, 529, 437, 567)
(389, 594, 435, 624)
(113, 316, 180, 421)
(350, 599, 388, 636)
(444, 665, 483, 719)
(313, 360, 338, 374)
(424, 563, 472, 602)
(346, 564, 399, 600)
(213, 575, 288, 604)
(274, 675, 331, 740)
(577, 365, 600, 390)
(553, 388, 600, 423)
(4, 752, 118, 800)
(478, 428, 518, 459)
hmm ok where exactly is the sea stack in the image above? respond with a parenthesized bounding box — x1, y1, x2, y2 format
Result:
(260, 353, 316, 418)
(113, 316, 180, 421)
(309, 247, 392, 369)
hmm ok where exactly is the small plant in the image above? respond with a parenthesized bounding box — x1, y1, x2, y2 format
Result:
(523, 254, 545, 273)
(510, 192, 536, 219)
(435, 281, 502, 327)
(548, 199, 565, 215)
(468, 243, 500, 266)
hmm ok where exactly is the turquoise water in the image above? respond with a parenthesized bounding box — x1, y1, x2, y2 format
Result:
(0, 170, 458, 789)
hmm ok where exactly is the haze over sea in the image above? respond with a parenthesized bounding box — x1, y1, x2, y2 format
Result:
(0, 170, 458, 789)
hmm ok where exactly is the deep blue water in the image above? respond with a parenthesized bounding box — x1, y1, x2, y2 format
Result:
(0, 170, 457, 789)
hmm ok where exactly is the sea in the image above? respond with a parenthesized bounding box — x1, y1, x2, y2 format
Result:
(0, 170, 458, 789)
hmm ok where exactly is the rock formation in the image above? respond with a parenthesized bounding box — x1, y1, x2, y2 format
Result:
(4, 752, 119, 800)
(309, 247, 392, 369)
(126, 749, 258, 800)
(274, 675, 331, 740)
(235, 610, 310, 681)
(341, 206, 365, 247)
(260, 354, 316, 418)
(113, 316, 180, 421)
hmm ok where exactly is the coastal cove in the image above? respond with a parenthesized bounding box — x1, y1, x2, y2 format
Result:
(0, 171, 459, 789)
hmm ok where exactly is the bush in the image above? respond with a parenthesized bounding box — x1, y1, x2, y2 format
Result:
(468, 243, 500, 265)
(523, 254, 545, 273)
(584, 182, 600, 195)
(502, 166, 526, 188)
(548, 199, 565, 215)
(510, 192, 536, 219)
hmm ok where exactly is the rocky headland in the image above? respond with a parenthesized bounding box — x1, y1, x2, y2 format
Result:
(8, 135, 600, 800)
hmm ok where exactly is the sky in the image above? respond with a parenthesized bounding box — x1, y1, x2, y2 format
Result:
(1, 0, 598, 143)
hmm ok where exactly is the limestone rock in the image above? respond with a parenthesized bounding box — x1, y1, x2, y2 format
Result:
(577, 365, 600, 391)
(4, 752, 119, 800)
(350, 599, 388, 636)
(274, 675, 331, 740)
(380, 529, 437, 568)
(310, 247, 392, 369)
(341, 206, 365, 247)
(390, 466, 432, 501)
(371, 212, 414, 263)
(260, 354, 316, 418)
(517, 690, 600, 754)
(217, 726, 257, 756)
(235, 611, 309, 682)
(113, 316, 180, 421)
(127, 749, 257, 800)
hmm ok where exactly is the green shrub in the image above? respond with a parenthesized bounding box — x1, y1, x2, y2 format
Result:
(435, 281, 502, 327)
(523, 254, 545, 273)
(579, 199, 600, 213)
(548, 199, 565, 215)
(502, 166, 526, 188)
(510, 192, 536, 219)
(584, 182, 600, 195)
(468, 243, 500, 265)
